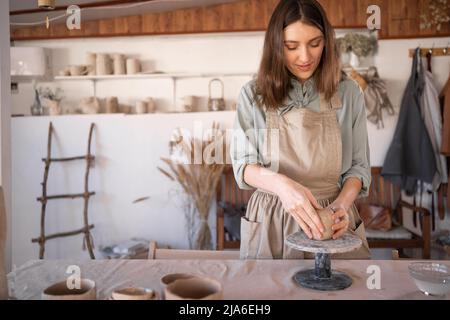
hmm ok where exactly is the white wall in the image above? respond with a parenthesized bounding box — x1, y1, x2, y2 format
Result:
(11, 112, 235, 267)
(0, 1, 12, 273)
(10, 31, 450, 265)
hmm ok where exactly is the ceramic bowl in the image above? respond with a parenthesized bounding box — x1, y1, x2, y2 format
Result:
(408, 262, 450, 296)
(160, 273, 196, 288)
(111, 287, 155, 300)
(42, 279, 96, 300)
(165, 277, 223, 300)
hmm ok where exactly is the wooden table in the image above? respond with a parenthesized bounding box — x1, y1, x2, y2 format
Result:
(7, 259, 450, 300)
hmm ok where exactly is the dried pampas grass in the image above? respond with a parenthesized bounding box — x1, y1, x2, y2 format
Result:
(158, 122, 226, 250)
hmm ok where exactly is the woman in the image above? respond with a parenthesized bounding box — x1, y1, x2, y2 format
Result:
(231, 0, 371, 259)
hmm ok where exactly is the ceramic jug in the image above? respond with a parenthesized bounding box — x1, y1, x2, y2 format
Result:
(207, 78, 226, 111)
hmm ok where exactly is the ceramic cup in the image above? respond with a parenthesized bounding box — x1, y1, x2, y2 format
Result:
(146, 97, 156, 113)
(42, 279, 96, 300)
(86, 52, 97, 75)
(96, 53, 112, 75)
(182, 95, 199, 112)
(106, 96, 119, 113)
(80, 97, 100, 114)
(126, 58, 141, 74)
(135, 100, 147, 114)
(47, 100, 62, 116)
(59, 69, 70, 76)
(113, 54, 126, 75)
(165, 277, 223, 300)
(69, 65, 88, 76)
(111, 287, 155, 300)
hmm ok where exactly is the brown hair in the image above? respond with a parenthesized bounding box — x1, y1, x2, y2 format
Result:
(255, 0, 341, 109)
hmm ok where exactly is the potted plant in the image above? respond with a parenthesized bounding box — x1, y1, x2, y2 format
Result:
(38, 86, 64, 116)
(336, 33, 378, 68)
(158, 123, 226, 250)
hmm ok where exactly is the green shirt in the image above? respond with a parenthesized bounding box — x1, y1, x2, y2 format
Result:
(230, 76, 371, 198)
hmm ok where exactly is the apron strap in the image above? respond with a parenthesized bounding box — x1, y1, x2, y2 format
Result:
(265, 107, 279, 130)
(319, 91, 343, 112)
(264, 108, 279, 169)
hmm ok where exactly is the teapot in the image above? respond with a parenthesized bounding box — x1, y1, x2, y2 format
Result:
(207, 78, 226, 111)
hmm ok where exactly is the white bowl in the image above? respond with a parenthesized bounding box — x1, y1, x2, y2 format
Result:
(408, 262, 450, 296)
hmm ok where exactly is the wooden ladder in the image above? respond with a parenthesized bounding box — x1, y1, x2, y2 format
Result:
(32, 122, 96, 259)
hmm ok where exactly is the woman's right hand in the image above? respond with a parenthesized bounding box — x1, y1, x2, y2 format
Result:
(276, 175, 324, 239)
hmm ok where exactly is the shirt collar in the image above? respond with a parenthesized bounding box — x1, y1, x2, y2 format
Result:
(278, 76, 318, 115)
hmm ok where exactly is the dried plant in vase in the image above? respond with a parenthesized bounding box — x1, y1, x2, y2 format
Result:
(336, 33, 378, 57)
(337, 33, 378, 68)
(38, 86, 64, 115)
(158, 122, 226, 250)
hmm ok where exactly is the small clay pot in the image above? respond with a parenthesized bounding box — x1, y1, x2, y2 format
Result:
(112, 287, 155, 300)
(165, 277, 222, 300)
(160, 273, 196, 288)
(42, 279, 96, 300)
(314, 208, 334, 241)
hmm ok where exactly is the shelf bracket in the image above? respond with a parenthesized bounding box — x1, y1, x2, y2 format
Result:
(172, 77, 177, 111)
(92, 79, 97, 98)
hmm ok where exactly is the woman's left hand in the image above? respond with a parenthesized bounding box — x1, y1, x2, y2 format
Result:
(329, 203, 350, 240)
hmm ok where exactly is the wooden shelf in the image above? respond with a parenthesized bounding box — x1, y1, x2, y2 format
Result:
(12, 110, 237, 119)
(53, 72, 255, 81)
(53, 72, 254, 108)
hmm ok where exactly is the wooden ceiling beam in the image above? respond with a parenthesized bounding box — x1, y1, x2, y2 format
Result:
(10, 0, 149, 15)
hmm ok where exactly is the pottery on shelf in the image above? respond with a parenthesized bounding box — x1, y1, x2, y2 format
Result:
(69, 65, 89, 76)
(80, 97, 100, 114)
(182, 95, 199, 112)
(208, 78, 226, 111)
(146, 97, 156, 113)
(119, 104, 132, 114)
(126, 58, 141, 74)
(47, 100, 62, 116)
(135, 100, 147, 114)
(86, 52, 97, 75)
(96, 53, 113, 75)
(105, 97, 119, 113)
(113, 54, 126, 75)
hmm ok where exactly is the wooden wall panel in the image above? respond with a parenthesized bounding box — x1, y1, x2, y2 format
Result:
(10, 0, 450, 41)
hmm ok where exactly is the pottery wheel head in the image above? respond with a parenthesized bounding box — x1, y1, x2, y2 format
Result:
(285, 231, 362, 254)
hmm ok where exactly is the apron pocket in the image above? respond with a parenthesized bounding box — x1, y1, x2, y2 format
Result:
(347, 221, 372, 259)
(239, 217, 261, 259)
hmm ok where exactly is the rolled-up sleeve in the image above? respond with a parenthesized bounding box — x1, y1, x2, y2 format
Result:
(230, 83, 262, 190)
(339, 85, 371, 198)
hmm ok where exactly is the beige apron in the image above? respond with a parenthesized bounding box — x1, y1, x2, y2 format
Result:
(240, 91, 371, 260)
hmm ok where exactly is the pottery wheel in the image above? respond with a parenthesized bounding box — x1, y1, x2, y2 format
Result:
(285, 231, 362, 291)
(285, 231, 362, 254)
